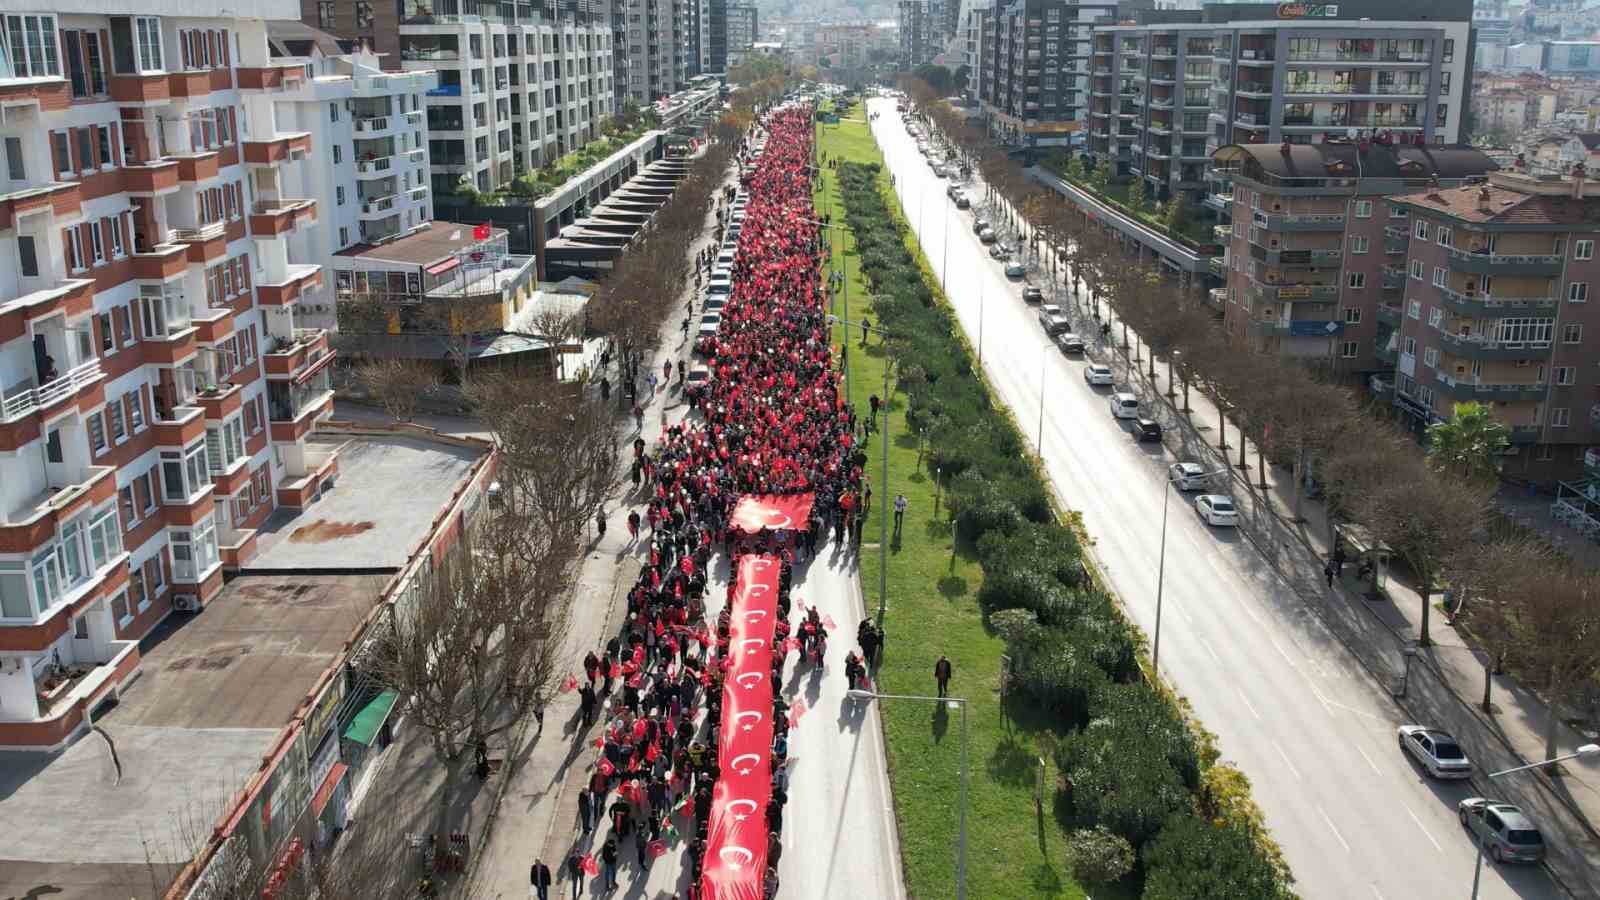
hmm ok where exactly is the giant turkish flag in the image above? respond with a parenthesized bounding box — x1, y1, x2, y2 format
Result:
(700, 554, 780, 900)
(727, 493, 815, 535)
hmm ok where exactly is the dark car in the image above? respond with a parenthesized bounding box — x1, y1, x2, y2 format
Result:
(973, 218, 991, 235)
(1136, 418, 1162, 442)
(955, 194, 971, 209)
(1055, 332, 1085, 353)
(1022, 286, 1044, 304)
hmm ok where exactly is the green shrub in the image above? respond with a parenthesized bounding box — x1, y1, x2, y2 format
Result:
(977, 567, 1073, 624)
(1141, 814, 1293, 900)
(1056, 719, 1190, 846)
(975, 523, 1083, 588)
(1009, 638, 1108, 731)
(1064, 826, 1135, 886)
(1088, 683, 1200, 790)
(947, 471, 1024, 541)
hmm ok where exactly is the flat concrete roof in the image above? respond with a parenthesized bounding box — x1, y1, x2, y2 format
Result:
(246, 433, 484, 571)
(334, 220, 509, 267)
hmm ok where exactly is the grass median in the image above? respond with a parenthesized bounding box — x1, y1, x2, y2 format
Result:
(815, 105, 1098, 900)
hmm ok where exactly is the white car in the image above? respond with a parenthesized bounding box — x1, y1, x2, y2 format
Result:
(1108, 392, 1139, 419)
(1169, 462, 1212, 491)
(1195, 495, 1238, 527)
(1398, 725, 1473, 779)
(1083, 364, 1114, 386)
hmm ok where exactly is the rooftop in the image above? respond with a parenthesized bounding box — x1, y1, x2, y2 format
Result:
(246, 432, 486, 571)
(1392, 175, 1600, 225)
(335, 221, 510, 268)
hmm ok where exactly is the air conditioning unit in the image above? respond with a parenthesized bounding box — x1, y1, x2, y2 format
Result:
(173, 593, 201, 613)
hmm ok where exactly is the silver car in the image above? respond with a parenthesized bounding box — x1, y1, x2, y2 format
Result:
(1169, 462, 1212, 491)
(1398, 725, 1473, 779)
(1458, 799, 1545, 864)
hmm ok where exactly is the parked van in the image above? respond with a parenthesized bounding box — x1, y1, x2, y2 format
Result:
(1109, 393, 1139, 419)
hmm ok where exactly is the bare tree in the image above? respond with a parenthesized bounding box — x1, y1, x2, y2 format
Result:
(1506, 565, 1600, 760)
(1449, 534, 1550, 712)
(356, 358, 441, 423)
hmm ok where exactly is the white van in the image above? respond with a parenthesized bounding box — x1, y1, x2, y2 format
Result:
(1109, 393, 1139, 419)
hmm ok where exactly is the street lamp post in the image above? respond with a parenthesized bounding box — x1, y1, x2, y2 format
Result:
(1469, 743, 1600, 899)
(848, 690, 969, 900)
(1153, 467, 1228, 674)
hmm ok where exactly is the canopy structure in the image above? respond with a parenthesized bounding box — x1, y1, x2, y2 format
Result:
(343, 689, 399, 746)
(727, 494, 815, 535)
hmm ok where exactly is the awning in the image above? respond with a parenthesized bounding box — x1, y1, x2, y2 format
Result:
(310, 762, 349, 816)
(343, 689, 399, 746)
(424, 257, 460, 276)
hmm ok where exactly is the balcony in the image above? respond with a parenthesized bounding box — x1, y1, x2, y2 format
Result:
(1261, 247, 1343, 266)
(1237, 48, 1275, 65)
(242, 132, 313, 166)
(248, 199, 317, 237)
(1254, 283, 1341, 303)
(359, 194, 399, 220)
(354, 115, 401, 137)
(1213, 224, 1233, 241)
(1249, 318, 1346, 338)
(1436, 286, 1558, 317)
(123, 161, 180, 195)
(0, 360, 104, 426)
(1203, 192, 1234, 213)
(1437, 331, 1552, 361)
(1234, 113, 1269, 131)
(356, 156, 395, 178)
(256, 264, 323, 307)
(264, 329, 334, 382)
(237, 64, 308, 92)
(1376, 303, 1402, 325)
(268, 379, 335, 444)
(1434, 374, 1548, 403)
(1444, 248, 1564, 276)
(109, 72, 170, 103)
(1208, 256, 1226, 279)
(1237, 81, 1273, 98)
(1257, 212, 1347, 232)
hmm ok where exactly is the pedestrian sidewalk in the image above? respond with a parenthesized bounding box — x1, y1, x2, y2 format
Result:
(1036, 266, 1600, 896)
(461, 167, 737, 900)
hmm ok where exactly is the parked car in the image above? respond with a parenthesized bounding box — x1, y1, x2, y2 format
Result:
(989, 243, 1012, 259)
(1055, 332, 1085, 353)
(1458, 799, 1546, 864)
(1398, 725, 1473, 779)
(1195, 494, 1238, 526)
(1036, 305, 1070, 335)
(1135, 418, 1163, 442)
(1083, 364, 1114, 386)
(955, 194, 972, 210)
(685, 366, 711, 402)
(946, 184, 962, 200)
(979, 228, 999, 244)
(932, 165, 947, 178)
(1169, 462, 1213, 491)
(1022, 286, 1044, 304)
(1005, 262, 1026, 278)
(1108, 392, 1139, 419)
(973, 218, 991, 234)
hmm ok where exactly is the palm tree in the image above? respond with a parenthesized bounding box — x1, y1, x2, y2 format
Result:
(1425, 401, 1510, 484)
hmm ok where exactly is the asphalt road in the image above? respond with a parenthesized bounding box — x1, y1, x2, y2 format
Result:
(867, 96, 1558, 900)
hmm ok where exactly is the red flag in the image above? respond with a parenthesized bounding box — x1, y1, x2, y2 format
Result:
(609, 661, 621, 678)
(559, 674, 579, 694)
(581, 855, 599, 877)
(677, 798, 694, 818)
(648, 840, 668, 859)
(822, 614, 838, 632)
(598, 758, 615, 777)
(473, 222, 491, 241)
(788, 698, 808, 727)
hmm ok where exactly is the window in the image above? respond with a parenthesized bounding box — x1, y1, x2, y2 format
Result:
(111, 590, 130, 626)
(89, 221, 105, 264)
(1552, 407, 1570, 428)
(65, 228, 84, 271)
(1494, 317, 1554, 345)
(336, 186, 345, 206)
(1349, 235, 1368, 254)
(1436, 104, 1448, 128)
(0, 561, 31, 618)
(1577, 240, 1595, 261)
(126, 390, 144, 431)
(1347, 272, 1366, 289)
(356, 2, 374, 28)
(161, 443, 211, 501)
(1341, 341, 1359, 358)
(1570, 282, 1589, 303)
(1564, 323, 1583, 344)
(126, 563, 144, 612)
(1432, 267, 1447, 288)
(1556, 366, 1574, 385)
(109, 216, 125, 257)
(1410, 259, 1423, 280)
(135, 17, 162, 72)
(1442, 39, 1454, 63)
(1414, 220, 1428, 240)
(1, 14, 61, 79)
(1403, 336, 1417, 356)
(1437, 227, 1451, 248)
(1343, 308, 1362, 324)
(317, 1, 336, 28)
(1423, 347, 1438, 368)
(171, 516, 218, 581)
(1354, 200, 1372, 218)
(329, 102, 339, 122)
(1408, 299, 1422, 319)
(332, 145, 341, 164)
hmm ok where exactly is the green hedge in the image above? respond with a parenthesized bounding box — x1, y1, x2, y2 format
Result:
(835, 160, 1291, 898)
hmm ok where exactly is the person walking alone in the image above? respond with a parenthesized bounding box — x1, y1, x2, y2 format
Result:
(531, 858, 553, 900)
(577, 786, 595, 834)
(934, 654, 952, 698)
(601, 835, 619, 891)
(893, 493, 907, 537)
(565, 850, 585, 900)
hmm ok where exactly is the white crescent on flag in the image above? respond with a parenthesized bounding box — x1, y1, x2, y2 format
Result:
(734, 709, 764, 730)
(740, 638, 766, 655)
(736, 672, 764, 689)
(719, 845, 755, 869)
(730, 752, 763, 775)
(726, 798, 759, 820)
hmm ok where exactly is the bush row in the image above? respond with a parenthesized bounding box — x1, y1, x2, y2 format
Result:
(835, 161, 1292, 898)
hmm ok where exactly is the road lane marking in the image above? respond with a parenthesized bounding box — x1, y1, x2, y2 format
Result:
(1271, 741, 1303, 781)
(1235, 686, 1261, 721)
(1370, 885, 1387, 900)
(1356, 744, 1382, 776)
(1401, 801, 1443, 852)
(1270, 636, 1297, 668)
(1198, 637, 1223, 666)
(1318, 805, 1352, 853)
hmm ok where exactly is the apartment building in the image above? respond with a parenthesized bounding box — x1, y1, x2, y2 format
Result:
(727, 4, 759, 56)
(1086, 0, 1473, 204)
(616, 0, 689, 104)
(979, 0, 1118, 150)
(707, 0, 729, 73)
(0, 1, 341, 749)
(1210, 141, 1495, 376)
(899, 0, 950, 70)
(963, 0, 994, 105)
(397, 5, 615, 194)
(264, 25, 437, 273)
(1389, 166, 1600, 478)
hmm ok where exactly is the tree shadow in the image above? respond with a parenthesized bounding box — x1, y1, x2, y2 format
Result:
(924, 518, 953, 540)
(986, 734, 1037, 788)
(937, 575, 968, 598)
(907, 471, 927, 484)
(1026, 860, 1064, 895)
(894, 431, 920, 450)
